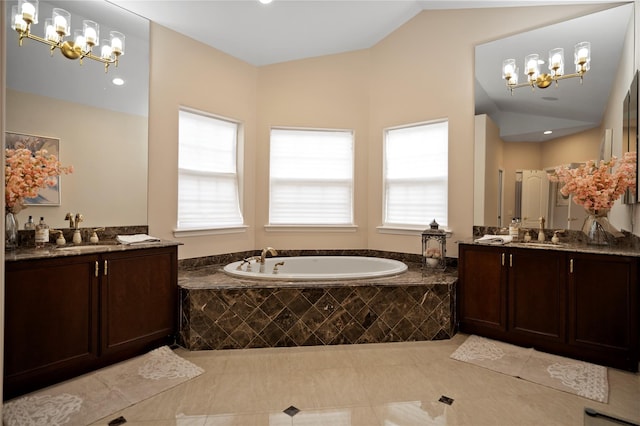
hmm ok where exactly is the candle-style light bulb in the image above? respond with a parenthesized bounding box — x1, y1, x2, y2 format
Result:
(18, 0, 38, 24)
(548, 48, 564, 78)
(574, 42, 591, 72)
(110, 31, 125, 56)
(52, 8, 70, 36)
(44, 18, 58, 42)
(83, 20, 99, 47)
(11, 6, 27, 32)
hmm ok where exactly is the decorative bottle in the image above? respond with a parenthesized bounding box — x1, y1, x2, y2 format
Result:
(24, 215, 36, 230)
(35, 217, 50, 248)
(508, 218, 520, 240)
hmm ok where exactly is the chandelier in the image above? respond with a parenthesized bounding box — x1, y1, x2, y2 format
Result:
(501, 42, 590, 94)
(10, 0, 125, 72)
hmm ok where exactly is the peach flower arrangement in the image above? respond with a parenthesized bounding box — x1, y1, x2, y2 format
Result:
(549, 151, 637, 213)
(5, 148, 73, 213)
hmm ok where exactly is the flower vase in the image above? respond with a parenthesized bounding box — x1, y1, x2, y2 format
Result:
(581, 210, 622, 246)
(5, 210, 18, 250)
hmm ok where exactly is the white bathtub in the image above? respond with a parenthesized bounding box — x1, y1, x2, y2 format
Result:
(223, 256, 408, 281)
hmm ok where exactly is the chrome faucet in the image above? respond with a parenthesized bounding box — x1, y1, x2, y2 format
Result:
(259, 247, 278, 273)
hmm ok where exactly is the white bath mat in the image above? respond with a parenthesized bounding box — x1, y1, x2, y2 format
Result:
(3, 346, 204, 426)
(451, 335, 608, 403)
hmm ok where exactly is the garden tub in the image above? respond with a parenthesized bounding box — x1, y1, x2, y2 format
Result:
(223, 255, 408, 281)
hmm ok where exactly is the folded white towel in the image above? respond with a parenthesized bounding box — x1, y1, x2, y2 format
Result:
(474, 234, 513, 245)
(116, 234, 161, 245)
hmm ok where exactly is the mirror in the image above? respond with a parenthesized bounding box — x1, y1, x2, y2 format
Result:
(474, 5, 634, 228)
(623, 71, 638, 204)
(5, 0, 149, 229)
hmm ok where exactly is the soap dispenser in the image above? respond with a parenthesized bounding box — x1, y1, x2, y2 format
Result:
(73, 229, 82, 244)
(53, 230, 66, 246)
(90, 227, 104, 243)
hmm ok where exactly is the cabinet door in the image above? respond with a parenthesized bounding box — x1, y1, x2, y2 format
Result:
(508, 248, 566, 344)
(567, 253, 638, 370)
(4, 255, 99, 399)
(100, 247, 177, 359)
(458, 244, 508, 337)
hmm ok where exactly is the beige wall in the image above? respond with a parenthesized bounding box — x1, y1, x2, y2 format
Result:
(6, 89, 148, 229)
(145, 3, 621, 260)
(541, 127, 601, 169)
(473, 114, 504, 227)
(255, 51, 371, 250)
(148, 25, 258, 260)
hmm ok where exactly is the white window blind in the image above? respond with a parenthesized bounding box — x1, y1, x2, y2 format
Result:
(177, 109, 243, 229)
(269, 128, 354, 225)
(383, 120, 448, 227)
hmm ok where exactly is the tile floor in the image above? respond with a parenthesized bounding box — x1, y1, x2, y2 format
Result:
(91, 333, 640, 426)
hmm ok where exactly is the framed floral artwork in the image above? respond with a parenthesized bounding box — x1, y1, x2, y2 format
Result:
(5, 132, 62, 206)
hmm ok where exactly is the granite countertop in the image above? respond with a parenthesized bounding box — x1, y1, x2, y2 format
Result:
(5, 239, 181, 262)
(458, 239, 640, 258)
(179, 262, 458, 289)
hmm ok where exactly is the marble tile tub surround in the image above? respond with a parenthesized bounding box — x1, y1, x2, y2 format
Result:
(178, 250, 457, 350)
(178, 248, 457, 271)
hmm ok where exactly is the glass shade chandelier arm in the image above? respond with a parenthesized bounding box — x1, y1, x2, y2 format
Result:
(11, 1, 125, 73)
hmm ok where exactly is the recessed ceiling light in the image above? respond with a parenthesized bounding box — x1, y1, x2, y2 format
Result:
(259, 0, 273, 4)
(112, 77, 125, 86)
(544, 130, 553, 135)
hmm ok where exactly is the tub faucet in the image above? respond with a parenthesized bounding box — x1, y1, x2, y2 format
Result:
(259, 247, 278, 273)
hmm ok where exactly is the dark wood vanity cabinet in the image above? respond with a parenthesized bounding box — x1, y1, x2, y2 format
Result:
(507, 247, 567, 346)
(4, 255, 100, 399)
(458, 243, 638, 372)
(4, 245, 178, 399)
(567, 252, 638, 370)
(458, 244, 507, 336)
(99, 248, 177, 361)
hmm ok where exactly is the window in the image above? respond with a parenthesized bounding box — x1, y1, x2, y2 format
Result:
(383, 120, 448, 227)
(269, 128, 354, 225)
(177, 109, 243, 229)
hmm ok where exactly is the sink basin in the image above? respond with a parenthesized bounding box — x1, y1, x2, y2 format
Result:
(55, 244, 116, 252)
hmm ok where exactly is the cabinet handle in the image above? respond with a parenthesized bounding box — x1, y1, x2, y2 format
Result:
(509, 254, 513, 267)
(95, 261, 99, 277)
(104, 260, 108, 276)
(501, 253, 505, 266)
(570, 258, 573, 273)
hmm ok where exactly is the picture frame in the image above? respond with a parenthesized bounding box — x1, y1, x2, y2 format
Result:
(5, 132, 62, 206)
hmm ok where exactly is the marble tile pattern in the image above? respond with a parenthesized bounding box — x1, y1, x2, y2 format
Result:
(178, 249, 457, 270)
(178, 251, 457, 350)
